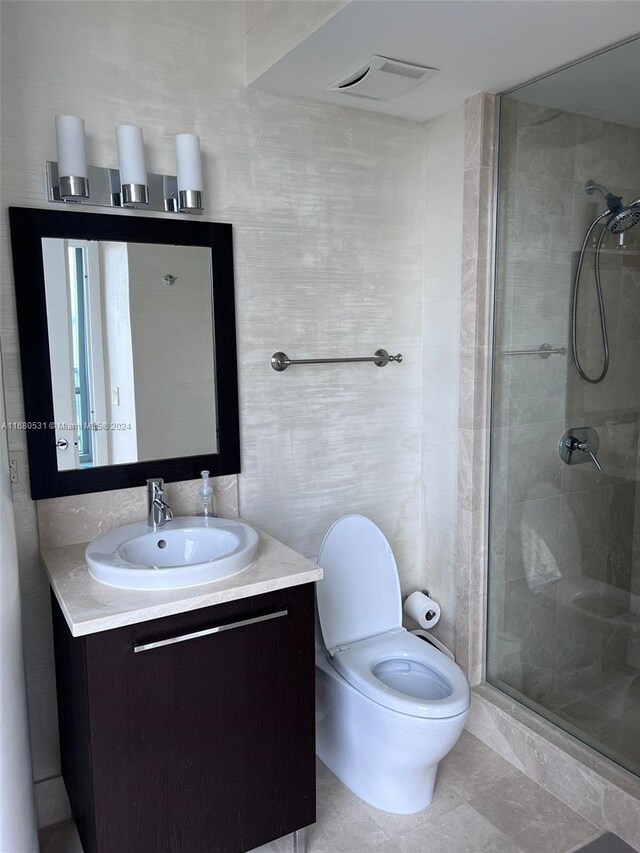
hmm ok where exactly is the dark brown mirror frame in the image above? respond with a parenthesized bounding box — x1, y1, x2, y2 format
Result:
(8, 207, 240, 500)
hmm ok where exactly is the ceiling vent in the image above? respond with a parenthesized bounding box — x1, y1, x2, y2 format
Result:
(326, 56, 439, 101)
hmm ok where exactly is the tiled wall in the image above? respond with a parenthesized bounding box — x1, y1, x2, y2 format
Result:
(488, 98, 640, 701)
(0, 1, 426, 782)
(454, 93, 496, 685)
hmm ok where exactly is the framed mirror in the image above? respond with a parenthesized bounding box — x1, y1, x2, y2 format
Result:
(8, 207, 240, 499)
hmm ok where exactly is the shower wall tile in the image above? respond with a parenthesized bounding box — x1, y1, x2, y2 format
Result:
(574, 266, 621, 344)
(619, 261, 640, 342)
(507, 355, 567, 426)
(506, 421, 563, 504)
(559, 487, 611, 581)
(464, 94, 485, 170)
(507, 176, 575, 261)
(458, 428, 488, 513)
(508, 277, 571, 350)
(498, 99, 519, 174)
(455, 93, 496, 681)
(515, 102, 577, 180)
(504, 580, 556, 702)
(617, 341, 640, 410)
(574, 117, 634, 188)
(504, 495, 562, 584)
(460, 258, 481, 349)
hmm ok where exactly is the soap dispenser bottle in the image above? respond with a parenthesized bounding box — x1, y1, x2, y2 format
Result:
(197, 470, 216, 519)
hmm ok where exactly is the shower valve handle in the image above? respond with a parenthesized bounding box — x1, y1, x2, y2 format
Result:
(565, 437, 602, 472)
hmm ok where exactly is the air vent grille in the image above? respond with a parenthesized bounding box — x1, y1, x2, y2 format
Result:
(379, 61, 424, 79)
(327, 55, 439, 101)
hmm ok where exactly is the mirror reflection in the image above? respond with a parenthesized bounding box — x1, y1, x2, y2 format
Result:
(42, 239, 217, 470)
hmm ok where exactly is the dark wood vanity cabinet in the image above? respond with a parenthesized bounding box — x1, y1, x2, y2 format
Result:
(51, 583, 316, 853)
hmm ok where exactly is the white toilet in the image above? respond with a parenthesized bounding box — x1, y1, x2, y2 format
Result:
(315, 515, 470, 815)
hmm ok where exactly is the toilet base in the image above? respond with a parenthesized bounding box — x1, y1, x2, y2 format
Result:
(318, 736, 439, 814)
(316, 656, 467, 815)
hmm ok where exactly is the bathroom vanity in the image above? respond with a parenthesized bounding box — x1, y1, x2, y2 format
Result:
(42, 526, 321, 853)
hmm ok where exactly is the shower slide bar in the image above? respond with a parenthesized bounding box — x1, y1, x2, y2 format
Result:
(501, 342, 567, 359)
(271, 349, 403, 371)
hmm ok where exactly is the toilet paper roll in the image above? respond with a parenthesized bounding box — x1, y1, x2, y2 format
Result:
(404, 590, 441, 629)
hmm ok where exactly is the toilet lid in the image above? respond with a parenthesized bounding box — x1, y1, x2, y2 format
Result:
(317, 515, 402, 653)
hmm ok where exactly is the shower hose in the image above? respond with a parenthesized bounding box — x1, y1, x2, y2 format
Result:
(571, 216, 609, 384)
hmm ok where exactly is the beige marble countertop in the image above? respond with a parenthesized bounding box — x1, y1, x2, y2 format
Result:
(41, 520, 322, 637)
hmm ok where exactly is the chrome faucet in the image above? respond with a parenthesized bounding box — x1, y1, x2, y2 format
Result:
(147, 478, 173, 530)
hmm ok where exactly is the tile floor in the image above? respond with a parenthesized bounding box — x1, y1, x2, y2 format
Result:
(40, 732, 615, 853)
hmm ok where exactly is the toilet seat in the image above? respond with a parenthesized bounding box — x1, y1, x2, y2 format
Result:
(316, 515, 470, 720)
(332, 629, 470, 719)
(316, 515, 402, 652)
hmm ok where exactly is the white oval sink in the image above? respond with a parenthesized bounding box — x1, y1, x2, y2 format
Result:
(86, 517, 259, 590)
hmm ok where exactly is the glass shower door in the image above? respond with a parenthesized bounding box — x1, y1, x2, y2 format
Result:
(486, 38, 640, 776)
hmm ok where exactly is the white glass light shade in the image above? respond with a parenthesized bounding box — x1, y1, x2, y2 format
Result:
(55, 115, 88, 179)
(116, 124, 147, 186)
(175, 133, 203, 192)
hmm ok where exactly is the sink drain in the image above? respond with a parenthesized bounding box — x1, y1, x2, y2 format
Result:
(157, 539, 167, 549)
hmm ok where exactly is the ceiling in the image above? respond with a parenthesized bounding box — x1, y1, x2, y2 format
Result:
(249, 1, 640, 123)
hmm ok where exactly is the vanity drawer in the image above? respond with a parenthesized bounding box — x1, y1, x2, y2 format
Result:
(52, 583, 316, 853)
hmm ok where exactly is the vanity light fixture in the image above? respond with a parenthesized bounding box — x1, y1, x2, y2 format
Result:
(175, 133, 204, 214)
(46, 119, 203, 214)
(55, 115, 89, 200)
(116, 124, 149, 206)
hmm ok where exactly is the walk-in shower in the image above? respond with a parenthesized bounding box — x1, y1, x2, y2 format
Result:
(487, 36, 640, 777)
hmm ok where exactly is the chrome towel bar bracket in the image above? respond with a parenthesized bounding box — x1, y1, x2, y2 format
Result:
(501, 343, 566, 358)
(271, 349, 403, 372)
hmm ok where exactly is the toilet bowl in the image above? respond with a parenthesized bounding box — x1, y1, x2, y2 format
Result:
(315, 515, 470, 814)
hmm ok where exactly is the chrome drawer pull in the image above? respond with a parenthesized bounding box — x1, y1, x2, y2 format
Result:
(133, 609, 288, 653)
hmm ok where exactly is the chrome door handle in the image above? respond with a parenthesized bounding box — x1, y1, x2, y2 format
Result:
(56, 438, 69, 450)
(133, 609, 288, 653)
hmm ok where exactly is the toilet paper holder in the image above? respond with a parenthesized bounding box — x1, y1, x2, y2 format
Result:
(420, 589, 438, 623)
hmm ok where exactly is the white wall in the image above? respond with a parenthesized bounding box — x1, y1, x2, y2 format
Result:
(421, 107, 465, 649)
(0, 0, 426, 780)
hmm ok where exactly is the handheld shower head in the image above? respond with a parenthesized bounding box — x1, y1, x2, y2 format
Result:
(606, 198, 640, 234)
